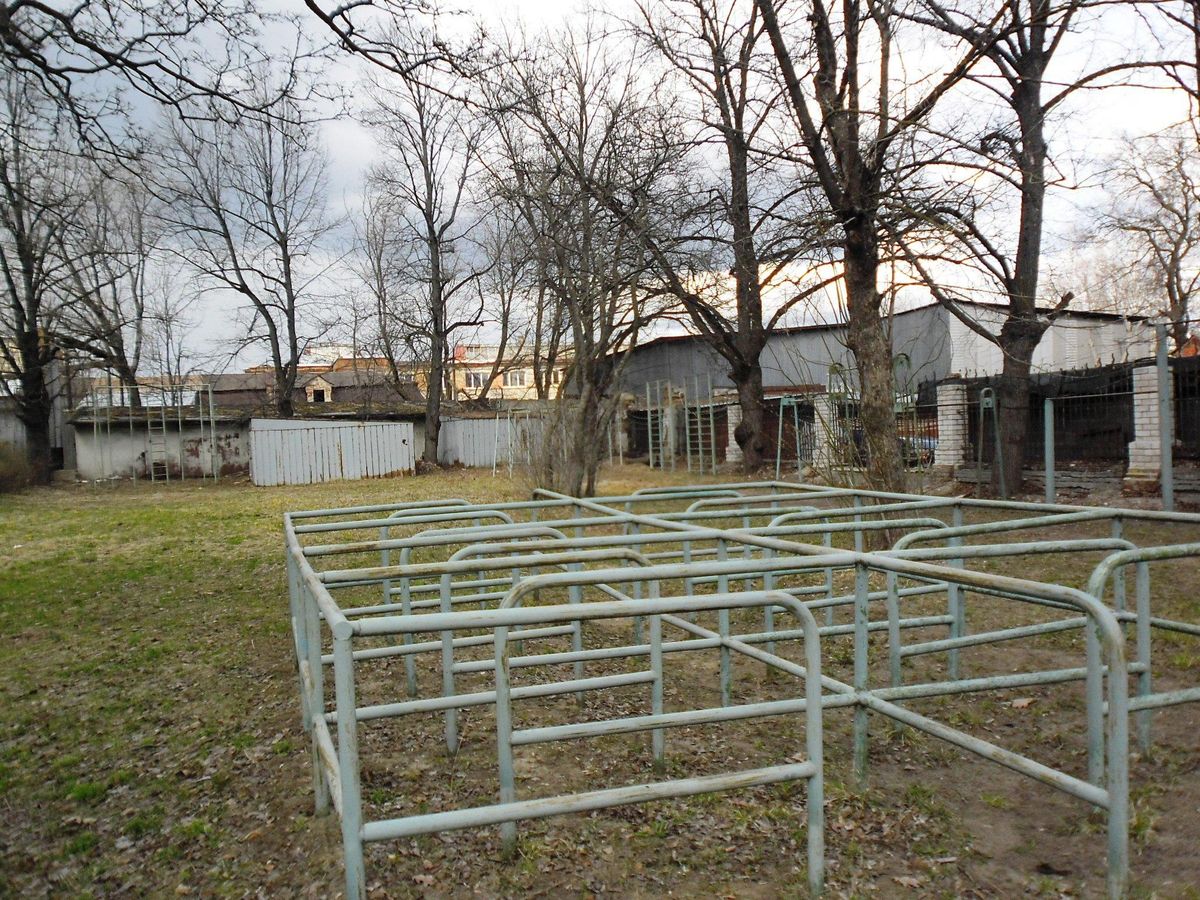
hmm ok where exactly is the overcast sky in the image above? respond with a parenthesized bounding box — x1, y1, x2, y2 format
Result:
(195, 0, 1194, 372)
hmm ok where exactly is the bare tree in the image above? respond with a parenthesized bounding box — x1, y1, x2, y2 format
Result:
(457, 216, 536, 404)
(352, 192, 419, 405)
(362, 45, 491, 463)
(631, 0, 834, 469)
(158, 85, 334, 418)
(1, 0, 304, 153)
(753, 0, 995, 491)
(1102, 128, 1200, 351)
(55, 175, 164, 407)
(489, 25, 682, 495)
(896, 0, 1175, 492)
(0, 76, 90, 482)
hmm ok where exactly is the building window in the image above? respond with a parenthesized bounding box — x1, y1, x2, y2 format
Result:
(503, 370, 527, 388)
(465, 371, 487, 389)
(312, 388, 327, 403)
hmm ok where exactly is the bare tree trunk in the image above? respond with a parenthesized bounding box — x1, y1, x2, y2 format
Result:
(424, 343, 444, 464)
(845, 237, 903, 490)
(994, 323, 1043, 495)
(732, 363, 768, 468)
(16, 341, 54, 484)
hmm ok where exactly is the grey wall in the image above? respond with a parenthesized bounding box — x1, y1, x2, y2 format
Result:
(618, 305, 951, 400)
(0, 399, 26, 451)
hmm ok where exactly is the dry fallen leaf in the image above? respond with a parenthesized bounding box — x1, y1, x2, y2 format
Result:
(1011, 697, 1037, 709)
(892, 875, 925, 889)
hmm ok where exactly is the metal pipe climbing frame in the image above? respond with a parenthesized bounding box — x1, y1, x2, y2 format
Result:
(283, 480, 1200, 899)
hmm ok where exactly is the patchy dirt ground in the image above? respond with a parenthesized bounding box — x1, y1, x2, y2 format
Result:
(1, 467, 1198, 898)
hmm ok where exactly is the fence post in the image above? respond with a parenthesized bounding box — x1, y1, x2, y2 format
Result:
(1157, 324, 1175, 512)
(1043, 396, 1055, 503)
(933, 380, 967, 474)
(812, 393, 838, 473)
(725, 401, 743, 466)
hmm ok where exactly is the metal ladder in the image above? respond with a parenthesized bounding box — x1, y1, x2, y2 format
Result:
(146, 405, 170, 482)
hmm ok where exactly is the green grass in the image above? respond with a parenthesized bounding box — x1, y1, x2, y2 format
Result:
(0, 466, 713, 894)
(1, 468, 1197, 896)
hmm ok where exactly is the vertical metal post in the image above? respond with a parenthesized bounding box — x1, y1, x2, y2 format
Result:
(440, 572, 459, 753)
(492, 413, 501, 477)
(717, 539, 731, 707)
(853, 563, 870, 785)
(1105, 634, 1131, 900)
(1043, 396, 1055, 503)
(700, 384, 710, 475)
(1157, 323, 1175, 511)
(774, 400, 785, 481)
(792, 400, 801, 476)
(649, 580, 664, 766)
(303, 575, 330, 815)
(177, 385, 185, 482)
(852, 495, 864, 554)
(803, 615, 826, 899)
(1135, 561, 1152, 751)
(886, 570, 902, 687)
(645, 383, 653, 468)
(494, 625, 517, 854)
(568, 563, 585, 698)
(684, 378, 693, 473)
(400, 571, 417, 697)
(208, 385, 218, 480)
(822, 530, 834, 627)
(332, 624, 366, 899)
(1111, 519, 1126, 612)
(947, 504, 964, 681)
(1086, 620, 1104, 786)
(762, 546, 776, 658)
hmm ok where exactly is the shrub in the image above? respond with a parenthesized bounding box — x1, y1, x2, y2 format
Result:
(0, 442, 31, 493)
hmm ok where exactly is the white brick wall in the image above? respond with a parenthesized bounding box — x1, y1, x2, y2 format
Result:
(1125, 365, 1169, 483)
(812, 395, 838, 470)
(726, 404, 742, 464)
(934, 382, 968, 469)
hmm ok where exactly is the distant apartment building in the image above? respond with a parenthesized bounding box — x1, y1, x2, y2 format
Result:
(449, 344, 569, 403)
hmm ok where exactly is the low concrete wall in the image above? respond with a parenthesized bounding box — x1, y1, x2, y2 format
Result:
(75, 419, 250, 480)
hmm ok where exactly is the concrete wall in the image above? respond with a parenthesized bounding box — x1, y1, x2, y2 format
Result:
(75, 420, 250, 481)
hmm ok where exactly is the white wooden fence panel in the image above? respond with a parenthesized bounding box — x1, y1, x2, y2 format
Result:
(438, 416, 549, 468)
(249, 418, 415, 486)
